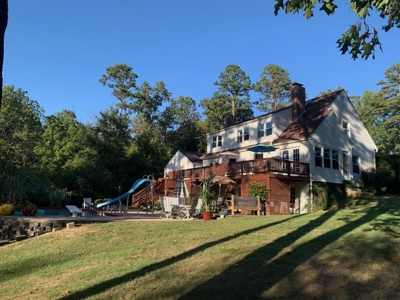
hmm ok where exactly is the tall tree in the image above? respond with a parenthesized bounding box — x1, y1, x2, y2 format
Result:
(0, 0, 8, 108)
(274, 0, 399, 59)
(0, 85, 43, 168)
(214, 64, 253, 117)
(199, 92, 232, 132)
(376, 62, 400, 154)
(254, 64, 291, 112)
(99, 63, 138, 115)
(131, 81, 171, 124)
(80, 108, 134, 197)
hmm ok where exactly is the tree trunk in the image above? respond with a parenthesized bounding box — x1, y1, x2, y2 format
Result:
(0, 0, 8, 109)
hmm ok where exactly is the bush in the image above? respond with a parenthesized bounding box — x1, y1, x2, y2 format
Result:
(94, 199, 107, 207)
(311, 181, 346, 211)
(361, 168, 389, 193)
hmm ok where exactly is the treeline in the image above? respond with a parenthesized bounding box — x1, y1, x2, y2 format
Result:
(0, 62, 399, 206)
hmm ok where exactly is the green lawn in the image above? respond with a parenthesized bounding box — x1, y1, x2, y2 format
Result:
(1, 195, 400, 299)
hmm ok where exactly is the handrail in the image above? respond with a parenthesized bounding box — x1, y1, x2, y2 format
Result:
(168, 158, 309, 180)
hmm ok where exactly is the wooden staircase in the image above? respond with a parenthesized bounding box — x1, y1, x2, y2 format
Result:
(131, 180, 164, 208)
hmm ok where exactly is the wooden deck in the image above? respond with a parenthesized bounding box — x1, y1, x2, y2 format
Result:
(167, 158, 309, 181)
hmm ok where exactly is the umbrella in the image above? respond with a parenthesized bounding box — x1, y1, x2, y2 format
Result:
(206, 175, 236, 196)
(173, 177, 189, 198)
(218, 151, 239, 159)
(247, 144, 277, 153)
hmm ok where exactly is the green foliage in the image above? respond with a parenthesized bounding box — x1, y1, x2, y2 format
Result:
(131, 81, 171, 123)
(0, 85, 43, 168)
(214, 64, 253, 118)
(248, 181, 268, 201)
(361, 168, 389, 193)
(99, 63, 138, 115)
(46, 183, 69, 207)
(274, 0, 399, 59)
(199, 179, 215, 212)
(94, 198, 107, 207)
(254, 64, 291, 112)
(311, 181, 346, 211)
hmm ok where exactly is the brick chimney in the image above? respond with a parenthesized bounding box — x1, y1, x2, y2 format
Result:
(225, 114, 236, 128)
(291, 83, 305, 121)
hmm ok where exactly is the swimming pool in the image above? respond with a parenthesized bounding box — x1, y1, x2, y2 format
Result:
(14, 209, 98, 217)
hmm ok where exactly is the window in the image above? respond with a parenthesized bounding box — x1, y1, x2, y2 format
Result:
(212, 135, 222, 148)
(332, 150, 339, 169)
(282, 150, 289, 161)
(293, 149, 300, 162)
(315, 147, 322, 167)
(343, 121, 350, 136)
(352, 156, 360, 173)
(255, 153, 263, 159)
(323, 149, 331, 168)
(290, 186, 296, 205)
(258, 124, 264, 138)
(237, 130, 243, 143)
(244, 127, 249, 141)
(266, 121, 273, 136)
(343, 152, 348, 175)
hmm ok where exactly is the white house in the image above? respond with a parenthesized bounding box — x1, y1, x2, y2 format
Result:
(164, 83, 377, 214)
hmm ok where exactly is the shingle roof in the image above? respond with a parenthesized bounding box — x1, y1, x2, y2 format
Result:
(273, 90, 342, 144)
(180, 150, 204, 164)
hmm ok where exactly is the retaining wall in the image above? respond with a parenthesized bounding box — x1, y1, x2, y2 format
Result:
(0, 217, 67, 244)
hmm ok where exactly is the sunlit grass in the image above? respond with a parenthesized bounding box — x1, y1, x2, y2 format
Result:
(0, 195, 399, 299)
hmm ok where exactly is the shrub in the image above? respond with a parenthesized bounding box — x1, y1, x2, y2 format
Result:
(311, 181, 346, 211)
(361, 168, 389, 193)
(94, 199, 107, 207)
(248, 181, 268, 201)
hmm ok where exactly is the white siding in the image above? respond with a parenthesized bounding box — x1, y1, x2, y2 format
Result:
(291, 181, 309, 214)
(310, 111, 353, 184)
(330, 92, 377, 185)
(164, 151, 196, 177)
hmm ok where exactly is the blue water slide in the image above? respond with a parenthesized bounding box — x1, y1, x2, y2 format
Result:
(96, 178, 153, 208)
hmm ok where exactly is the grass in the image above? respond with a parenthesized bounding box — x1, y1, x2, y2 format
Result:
(1, 195, 400, 299)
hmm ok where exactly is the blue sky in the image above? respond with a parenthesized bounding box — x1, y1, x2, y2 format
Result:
(4, 1, 400, 123)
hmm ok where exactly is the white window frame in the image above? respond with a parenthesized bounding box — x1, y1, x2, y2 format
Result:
(266, 121, 273, 136)
(237, 130, 243, 143)
(244, 127, 249, 141)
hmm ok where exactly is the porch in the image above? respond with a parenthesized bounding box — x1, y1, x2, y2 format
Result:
(166, 157, 310, 181)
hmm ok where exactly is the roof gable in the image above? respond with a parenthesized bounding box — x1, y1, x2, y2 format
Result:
(273, 90, 342, 144)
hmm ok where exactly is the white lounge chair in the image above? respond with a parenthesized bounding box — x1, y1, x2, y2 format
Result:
(82, 198, 93, 209)
(66, 205, 82, 217)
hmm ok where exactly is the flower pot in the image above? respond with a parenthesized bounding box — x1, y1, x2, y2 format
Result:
(21, 207, 30, 216)
(202, 211, 212, 220)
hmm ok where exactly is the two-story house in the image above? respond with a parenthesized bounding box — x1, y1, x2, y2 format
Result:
(163, 83, 377, 214)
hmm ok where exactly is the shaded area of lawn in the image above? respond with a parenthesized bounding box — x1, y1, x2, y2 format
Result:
(178, 198, 400, 299)
(0, 196, 398, 299)
(60, 216, 301, 300)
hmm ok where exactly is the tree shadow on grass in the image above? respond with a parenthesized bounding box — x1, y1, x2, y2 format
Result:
(177, 200, 393, 299)
(61, 215, 302, 300)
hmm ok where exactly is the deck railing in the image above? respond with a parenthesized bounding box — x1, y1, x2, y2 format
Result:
(168, 158, 309, 180)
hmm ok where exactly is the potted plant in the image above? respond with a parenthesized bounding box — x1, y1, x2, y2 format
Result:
(248, 181, 268, 215)
(15, 200, 38, 216)
(199, 178, 215, 220)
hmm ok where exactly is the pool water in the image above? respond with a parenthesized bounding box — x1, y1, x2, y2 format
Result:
(14, 209, 98, 217)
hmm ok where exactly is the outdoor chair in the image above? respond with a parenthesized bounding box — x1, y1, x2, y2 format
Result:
(180, 200, 198, 220)
(191, 198, 203, 219)
(82, 198, 93, 209)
